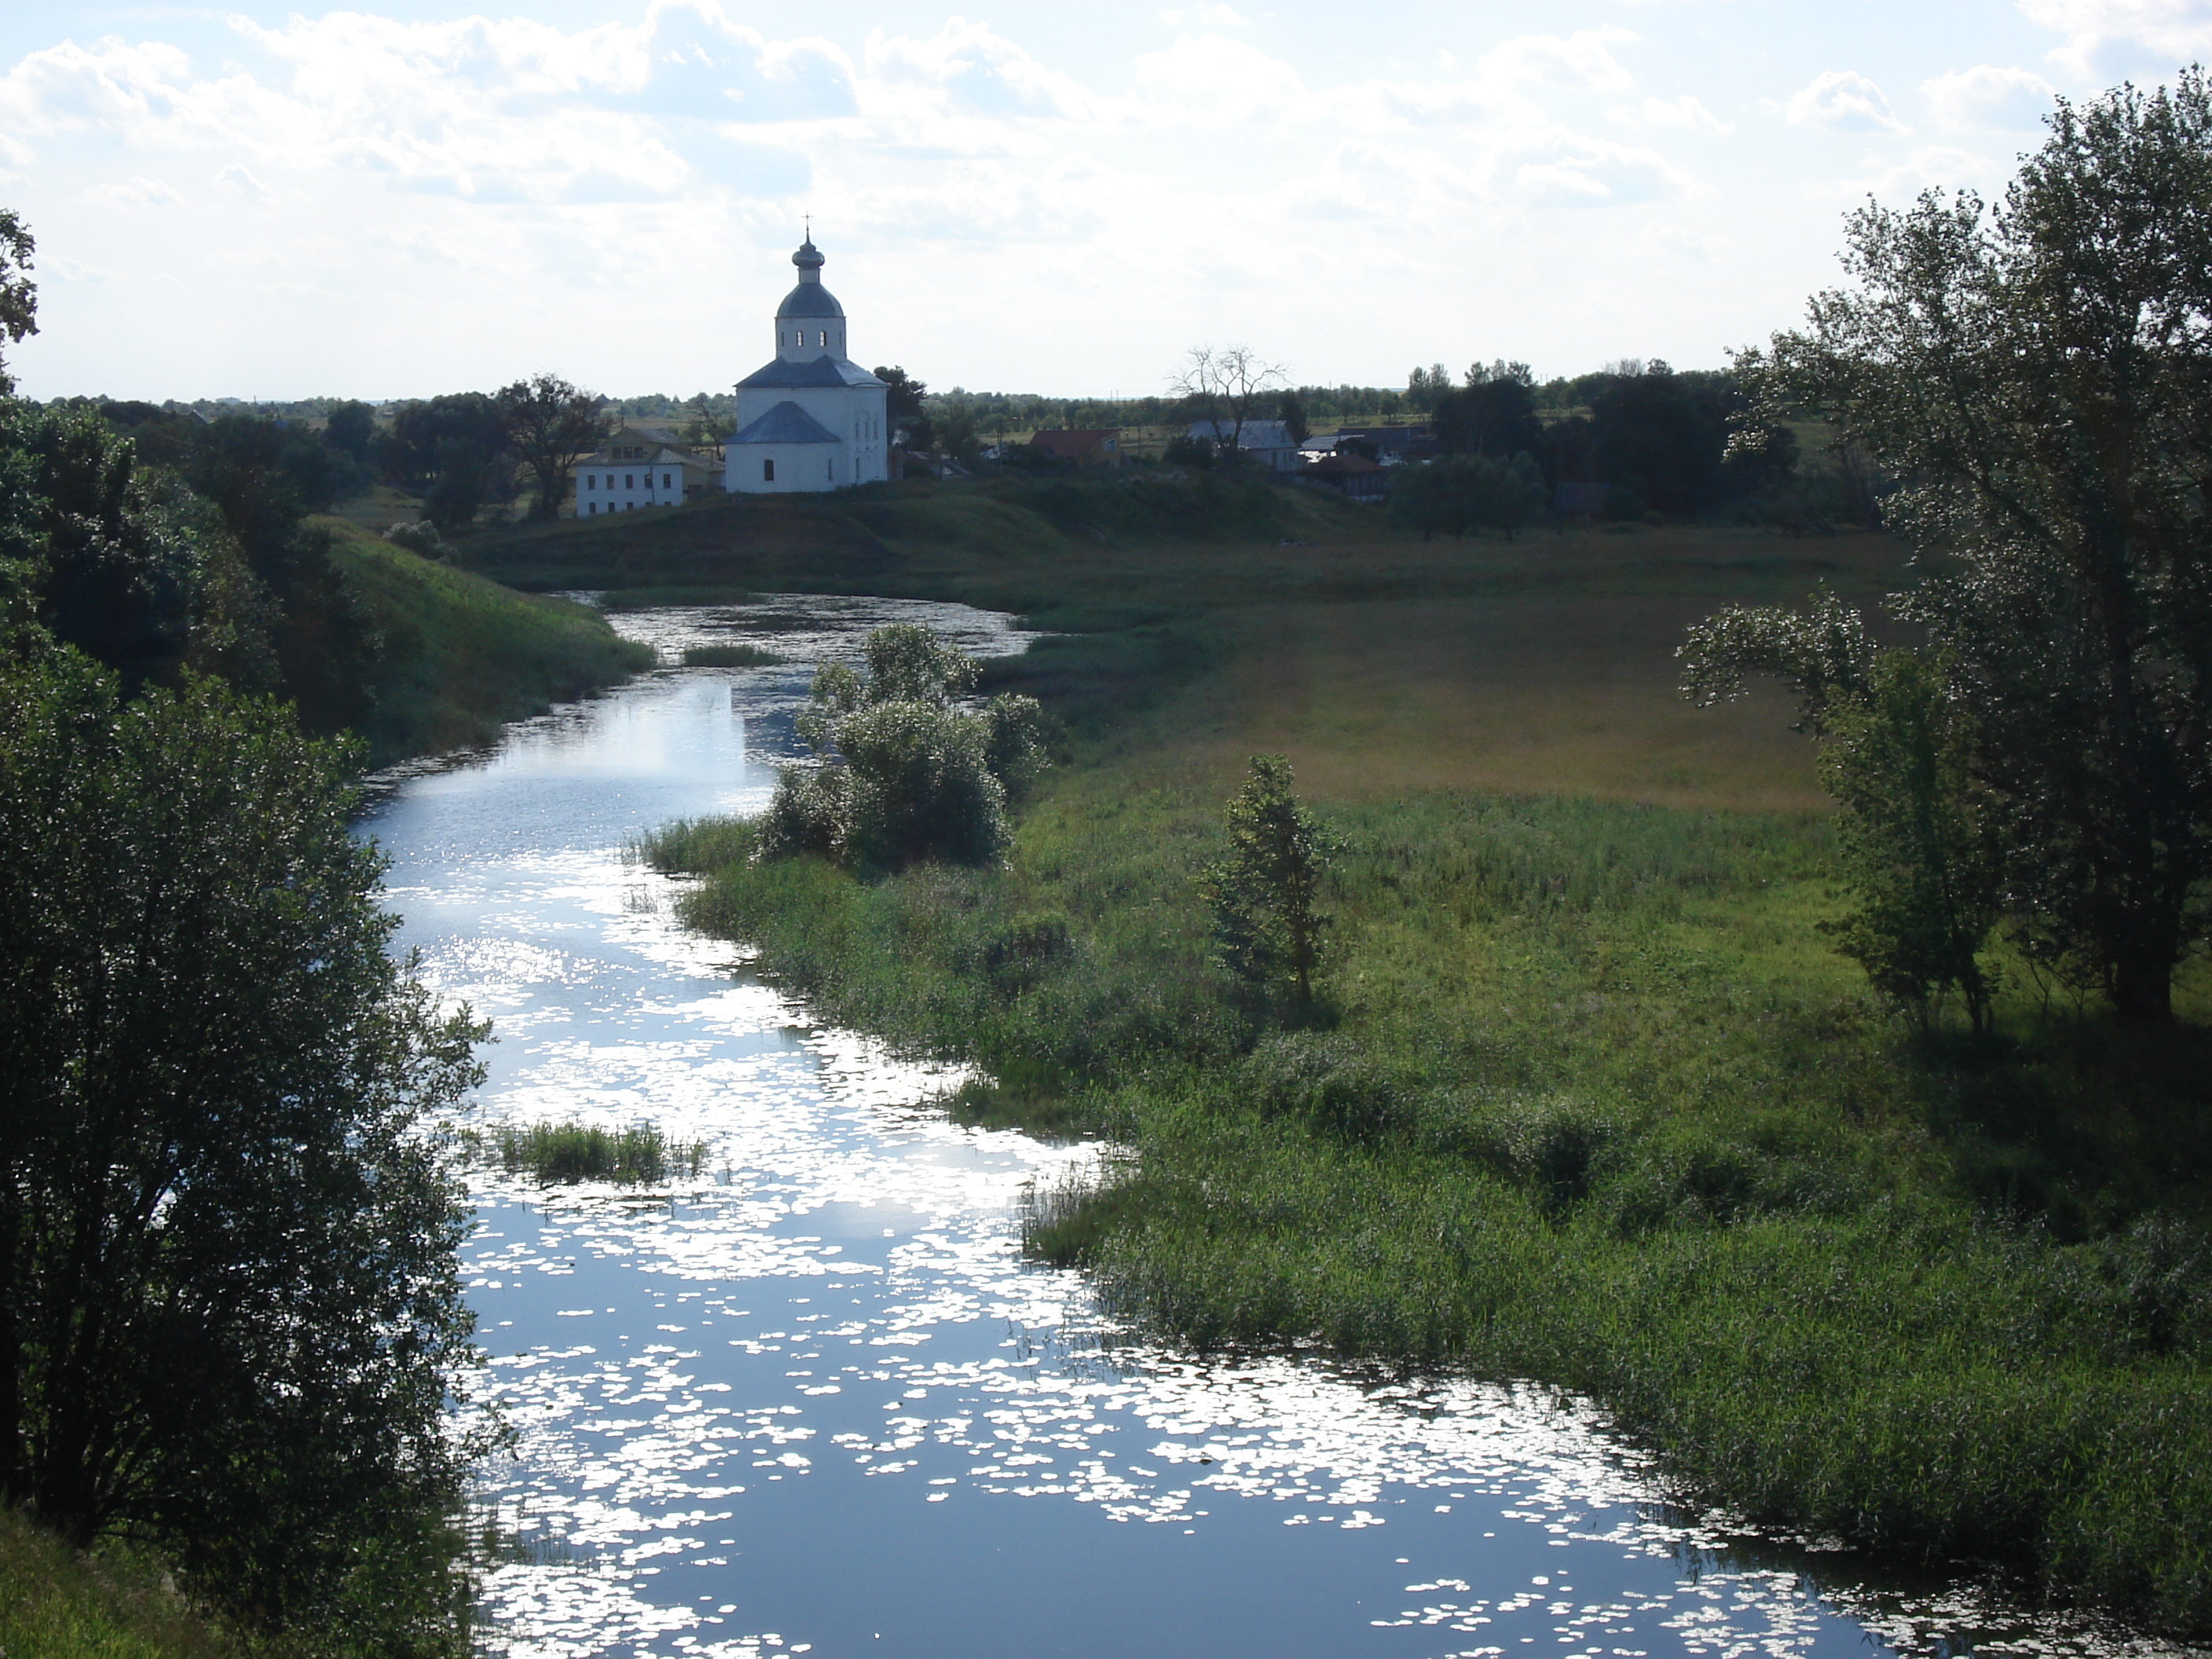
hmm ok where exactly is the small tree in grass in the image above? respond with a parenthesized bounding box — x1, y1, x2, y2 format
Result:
(1683, 592, 2002, 1034)
(1203, 754, 1334, 1007)
(1820, 652, 2002, 1035)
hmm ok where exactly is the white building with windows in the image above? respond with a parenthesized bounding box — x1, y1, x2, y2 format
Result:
(575, 429, 721, 515)
(723, 236, 890, 494)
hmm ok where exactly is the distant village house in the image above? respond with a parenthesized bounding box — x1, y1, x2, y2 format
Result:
(1028, 428, 1122, 467)
(575, 423, 721, 515)
(1186, 418, 1301, 473)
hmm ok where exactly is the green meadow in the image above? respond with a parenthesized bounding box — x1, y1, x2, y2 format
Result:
(584, 474, 2212, 1632)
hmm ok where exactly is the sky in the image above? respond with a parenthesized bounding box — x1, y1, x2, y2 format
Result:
(3, 0, 2211, 402)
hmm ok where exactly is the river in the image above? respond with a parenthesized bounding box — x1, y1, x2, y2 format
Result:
(361, 595, 2189, 1659)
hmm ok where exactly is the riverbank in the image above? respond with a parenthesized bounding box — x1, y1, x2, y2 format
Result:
(635, 500, 2212, 1635)
(0, 1505, 238, 1659)
(322, 517, 653, 763)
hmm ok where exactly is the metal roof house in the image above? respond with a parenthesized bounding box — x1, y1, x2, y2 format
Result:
(1185, 418, 1302, 472)
(723, 235, 891, 494)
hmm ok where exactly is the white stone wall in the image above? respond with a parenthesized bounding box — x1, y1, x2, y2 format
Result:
(723, 385, 889, 494)
(577, 457, 686, 515)
(726, 443, 844, 493)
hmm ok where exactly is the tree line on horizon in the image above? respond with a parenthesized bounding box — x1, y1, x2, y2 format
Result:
(39, 350, 1841, 537)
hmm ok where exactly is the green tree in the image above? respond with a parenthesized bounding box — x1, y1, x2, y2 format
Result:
(939, 401, 983, 467)
(874, 367, 932, 449)
(324, 399, 375, 463)
(1279, 389, 1310, 445)
(9, 406, 202, 687)
(1480, 452, 1548, 540)
(1683, 599, 2001, 1031)
(1819, 652, 2003, 1035)
(1203, 754, 1334, 1006)
(1732, 73, 2212, 1022)
(1388, 460, 1467, 540)
(497, 373, 601, 521)
(0, 209, 33, 391)
(0, 651, 488, 1651)
(760, 624, 1049, 870)
(1403, 363, 1453, 414)
(380, 394, 511, 531)
(185, 415, 379, 734)
(1431, 366, 1542, 461)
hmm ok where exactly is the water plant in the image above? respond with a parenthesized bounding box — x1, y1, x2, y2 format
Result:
(680, 643, 786, 668)
(491, 1121, 705, 1186)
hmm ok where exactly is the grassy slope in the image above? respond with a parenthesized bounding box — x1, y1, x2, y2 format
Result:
(0, 1509, 235, 1659)
(320, 517, 654, 763)
(566, 474, 2208, 1630)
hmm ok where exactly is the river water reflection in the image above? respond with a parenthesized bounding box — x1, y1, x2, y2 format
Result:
(362, 595, 2192, 1659)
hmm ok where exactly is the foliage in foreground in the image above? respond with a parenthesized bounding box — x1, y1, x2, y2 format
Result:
(649, 771, 2212, 1632)
(0, 652, 489, 1656)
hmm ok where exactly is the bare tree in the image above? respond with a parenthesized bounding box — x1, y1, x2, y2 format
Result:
(1170, 345, 1287, 462)
(496, 373, 602, 521)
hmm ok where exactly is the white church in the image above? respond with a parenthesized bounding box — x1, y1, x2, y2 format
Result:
(722, 235, 891, 494)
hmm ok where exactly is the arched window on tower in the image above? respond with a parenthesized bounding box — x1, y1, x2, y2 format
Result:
(764, 458, 775, 482)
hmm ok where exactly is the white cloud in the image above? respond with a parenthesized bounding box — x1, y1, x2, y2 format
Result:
(1806, 143, 2005, 201)
(865, 18, 1111, 127)
(2018, 0, 2212, 73)
(1130, 32, 1309, 126)
(0, 4, 1984, 399)
(215, 163, 276, 203)
(1157, 5, 1248, 27)
(1922, 63, 2057, 130)
(1610, 93, 1732, 132)
(1787, 69, 1907, 132)
(1513, 132, 1704, 206)
(86, 175, 184, 209)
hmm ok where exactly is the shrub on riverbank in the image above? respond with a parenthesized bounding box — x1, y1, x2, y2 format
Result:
(760, 624, 1049, 872)
(648, 766, 2212, 1632)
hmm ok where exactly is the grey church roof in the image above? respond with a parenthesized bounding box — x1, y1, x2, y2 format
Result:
(735, 354, 886, 391)
(728, 400, 840, 446)
(777, 281, 845, 319)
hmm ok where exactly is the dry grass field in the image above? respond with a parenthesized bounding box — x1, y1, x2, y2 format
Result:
(1038, 521, 1917, 814)
(462, 476, 1917, 811)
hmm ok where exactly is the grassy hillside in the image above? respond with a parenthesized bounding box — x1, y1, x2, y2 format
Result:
(457, 471, 1345, 595)
(0, 1508, 236, 1659)
(321, 517, 653, 763)
(628, 490, 2212, 1634)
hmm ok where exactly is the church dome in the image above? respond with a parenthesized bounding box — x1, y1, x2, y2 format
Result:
(775, 236, 845, 320)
